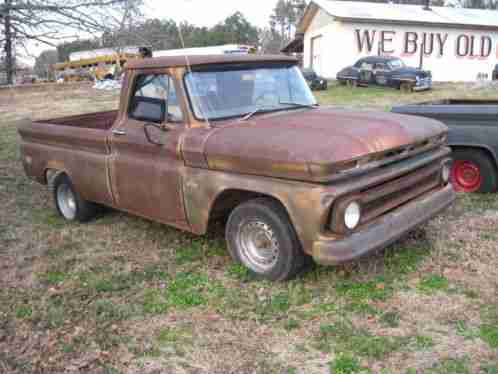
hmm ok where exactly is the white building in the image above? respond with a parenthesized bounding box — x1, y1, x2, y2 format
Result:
(298, 0, 498, 81)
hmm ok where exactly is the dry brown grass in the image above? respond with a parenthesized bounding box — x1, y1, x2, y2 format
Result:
(0, 84, 497, 374)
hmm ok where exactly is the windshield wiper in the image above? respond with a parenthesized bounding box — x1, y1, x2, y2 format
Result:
(240, 102, 318, 121)
(279, 101, 319, 109)
(240, 107, 266, 121)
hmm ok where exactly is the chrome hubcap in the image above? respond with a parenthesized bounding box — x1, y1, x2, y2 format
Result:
(237, 220, 279, 272)
(57, 184, 77, 220)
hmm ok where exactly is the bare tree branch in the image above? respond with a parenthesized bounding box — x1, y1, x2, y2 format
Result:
(1, 0, 142, 84)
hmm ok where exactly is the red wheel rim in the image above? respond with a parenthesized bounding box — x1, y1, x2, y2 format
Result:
(451, 160, 482, 192)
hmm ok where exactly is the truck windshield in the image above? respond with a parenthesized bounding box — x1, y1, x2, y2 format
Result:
(184, 65, 317, 120)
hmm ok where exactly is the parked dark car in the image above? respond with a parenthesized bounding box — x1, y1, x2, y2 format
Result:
(492, 64, 498, 80)
(393, 100, 498, 193)
(337, 56, 432, 92)
(301, 68, 328, 90)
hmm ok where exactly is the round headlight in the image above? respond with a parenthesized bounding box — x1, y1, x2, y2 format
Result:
(441, 162, 451, 184)
(344, 201, 361, 230)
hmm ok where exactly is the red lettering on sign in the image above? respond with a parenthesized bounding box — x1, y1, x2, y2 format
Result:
(355, 30, 376, 53)
(456, 34, 469, 57)
(380, 31, 395, 54)
(435, 33, 448, 56)
(403, 32, 418, 55)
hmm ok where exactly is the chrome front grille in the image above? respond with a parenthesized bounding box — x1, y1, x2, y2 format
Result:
(359, 162, 441, 226)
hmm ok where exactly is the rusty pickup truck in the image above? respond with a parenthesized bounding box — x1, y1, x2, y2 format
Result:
(19, 54, 455, 281)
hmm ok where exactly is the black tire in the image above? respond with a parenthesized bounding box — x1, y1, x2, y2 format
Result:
(346, 79, 357, 88)
(225, 198, 307, 281)
(399, 82, 413, 93)
(451, 148, 497, 193)
(51, 172, 98, 222)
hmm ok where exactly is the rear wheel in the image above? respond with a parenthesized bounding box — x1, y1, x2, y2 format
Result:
(51, 172, 98, 222)
(225, 198, 307, 281)
(450, 149, 497, 193)
(346, 79, 357, 88)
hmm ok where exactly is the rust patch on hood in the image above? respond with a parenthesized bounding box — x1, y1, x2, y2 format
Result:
(200, 108, 447, 182)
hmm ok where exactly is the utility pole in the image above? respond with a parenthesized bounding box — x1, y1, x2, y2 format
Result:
(3, 0, 13, 85)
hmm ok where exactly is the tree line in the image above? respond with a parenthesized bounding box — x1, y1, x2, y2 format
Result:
(4, 0, 498, 83)
(41, 0, 307, 76)
(3, 0, 306, 82)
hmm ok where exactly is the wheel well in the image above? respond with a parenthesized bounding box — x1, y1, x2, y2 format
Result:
(44, 168, 60, 184)
(207, 189, 288, 227)
(450, 145, 498, 169)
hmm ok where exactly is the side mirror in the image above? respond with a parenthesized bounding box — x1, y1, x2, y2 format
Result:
(144, 122, 169, 146)
(129, 96, 165, 124)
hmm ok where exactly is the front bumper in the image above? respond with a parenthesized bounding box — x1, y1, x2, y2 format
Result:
(312, 183, 455, 265)
(413, 77, 432, 91)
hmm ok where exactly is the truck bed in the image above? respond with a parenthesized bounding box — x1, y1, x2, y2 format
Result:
(406, 99, 498, 106)
(19, 110, 117, 206)
(392, 101, 498, 178)
(392, 100, 498, 118)
(39, 110, 118, 130)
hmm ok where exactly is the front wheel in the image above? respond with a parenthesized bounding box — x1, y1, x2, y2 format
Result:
(450, 149, 497, 193)
(225, 198, 307, 281)
(400, 82, 414, 93)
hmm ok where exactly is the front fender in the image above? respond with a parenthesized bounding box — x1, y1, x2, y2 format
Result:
(181, 168, 329, 254)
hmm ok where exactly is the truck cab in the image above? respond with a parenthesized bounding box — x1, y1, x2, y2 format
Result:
(19, 54, 455, 281)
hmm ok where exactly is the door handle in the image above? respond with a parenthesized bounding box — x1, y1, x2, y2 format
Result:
(112, 129, 126, 136)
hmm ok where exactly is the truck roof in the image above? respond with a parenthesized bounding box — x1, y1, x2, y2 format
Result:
(125, 54, 297, 70)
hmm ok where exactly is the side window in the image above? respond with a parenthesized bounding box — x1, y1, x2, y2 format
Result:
(360, 61, 373, 70)
(375, 63, 389, 71)
(129, 74, 183, 123)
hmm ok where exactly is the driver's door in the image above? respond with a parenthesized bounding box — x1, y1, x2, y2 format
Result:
(373, 62, 390, 86)
(109, 70, 188, 228)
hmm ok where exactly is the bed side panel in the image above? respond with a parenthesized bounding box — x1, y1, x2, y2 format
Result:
(19, 119, 113, 206)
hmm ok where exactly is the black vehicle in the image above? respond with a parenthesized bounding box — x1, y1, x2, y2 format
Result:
(492, 64, 498, 80)
(393, 100, 498, 193)
(337, 56, 432, 92)
(301, 68, 328, 90)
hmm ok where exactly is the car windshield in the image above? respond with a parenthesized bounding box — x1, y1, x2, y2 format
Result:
(387, 59, 405, 69)
(185, 65, 317, 120)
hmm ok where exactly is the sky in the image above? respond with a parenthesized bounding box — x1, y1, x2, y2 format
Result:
(143, 0, 276, 29)
(21, 0, 277, 66)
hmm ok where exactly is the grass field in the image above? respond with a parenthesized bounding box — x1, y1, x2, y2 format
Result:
(0, 83, 497, 374)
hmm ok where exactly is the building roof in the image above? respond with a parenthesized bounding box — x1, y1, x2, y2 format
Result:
(281, 36, 304, 53)
(300, 0, 498, 32)
(126, 54, 297, 70)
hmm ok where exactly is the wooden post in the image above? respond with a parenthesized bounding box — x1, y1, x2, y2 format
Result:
(419, 34, 425, 69)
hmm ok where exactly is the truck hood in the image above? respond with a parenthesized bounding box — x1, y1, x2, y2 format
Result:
(200, 108, 447, 182)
